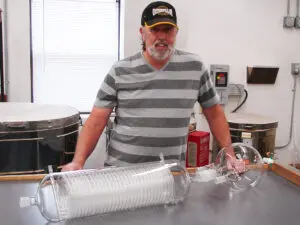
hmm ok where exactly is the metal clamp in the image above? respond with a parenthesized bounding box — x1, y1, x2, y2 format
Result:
(56, 130, 78, 138)
(244, 125, 254, 130)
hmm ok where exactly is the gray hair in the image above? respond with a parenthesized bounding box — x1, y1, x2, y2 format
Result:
(142, 41, 146, 51)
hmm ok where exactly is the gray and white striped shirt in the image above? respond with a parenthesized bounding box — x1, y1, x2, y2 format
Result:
(94, 49, 219, 166)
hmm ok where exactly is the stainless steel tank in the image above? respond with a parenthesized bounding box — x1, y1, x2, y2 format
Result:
(212, 113, 278, 161)
(0, 103, 80, 175)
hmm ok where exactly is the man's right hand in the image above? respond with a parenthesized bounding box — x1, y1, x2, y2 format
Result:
(61, 161, 83, 172)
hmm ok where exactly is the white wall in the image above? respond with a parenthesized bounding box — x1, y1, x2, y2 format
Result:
(3, 0, 300, 164)
(123, 0, 300, 161)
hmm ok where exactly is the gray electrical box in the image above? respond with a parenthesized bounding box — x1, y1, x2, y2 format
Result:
(210, 64, 229, 105)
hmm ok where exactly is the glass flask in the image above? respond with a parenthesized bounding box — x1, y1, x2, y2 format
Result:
(19, 143, 265, 222)
(19, 161, 191, 222)
(192, 143, 265, 191)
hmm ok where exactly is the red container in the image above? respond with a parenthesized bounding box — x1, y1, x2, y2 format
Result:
(186, 131, 210, 168)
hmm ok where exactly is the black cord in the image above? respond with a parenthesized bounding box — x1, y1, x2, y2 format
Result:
(231, 89, 248, 113)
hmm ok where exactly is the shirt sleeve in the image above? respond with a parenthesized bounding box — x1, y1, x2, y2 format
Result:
(197, 65, 220, 108)
(94, 66, 117, 108)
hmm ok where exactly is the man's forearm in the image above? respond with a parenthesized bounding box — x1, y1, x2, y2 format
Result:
(72, 107, 113, 166)
(209, 114, 232, 149)
(203, 104, 232, 149)
(72, 120, 105, 165)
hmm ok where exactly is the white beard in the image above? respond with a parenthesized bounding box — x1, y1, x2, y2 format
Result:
(147, 40, 175, 60)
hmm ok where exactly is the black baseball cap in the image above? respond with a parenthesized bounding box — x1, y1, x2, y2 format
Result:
(141, 1, 178, 29)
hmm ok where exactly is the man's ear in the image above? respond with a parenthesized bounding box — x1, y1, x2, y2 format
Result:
(139, 27, 145, 41)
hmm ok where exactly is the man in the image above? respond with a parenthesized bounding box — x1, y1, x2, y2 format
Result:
(62, 1, 233, 171)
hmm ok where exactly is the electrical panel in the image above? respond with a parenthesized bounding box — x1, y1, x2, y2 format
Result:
(210, 65, 229, 105)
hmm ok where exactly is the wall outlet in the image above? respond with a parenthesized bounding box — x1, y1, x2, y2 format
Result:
(295, 16, 300, 28)
(291, 63, 300, 75)
(283, 16, 295, 28)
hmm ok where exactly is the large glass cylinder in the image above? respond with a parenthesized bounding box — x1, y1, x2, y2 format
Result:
(20, 161, 191, 222)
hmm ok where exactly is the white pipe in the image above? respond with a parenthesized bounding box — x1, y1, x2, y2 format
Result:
(287, 0, 291, 16)
(276, 75, 298, 149)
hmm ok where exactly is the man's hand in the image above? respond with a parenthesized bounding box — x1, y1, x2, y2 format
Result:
(61, 161, 83, 172)
(225, 148, 246, 173)
(222, 145, 246, 173)
(227, 157, 245, 173)
(226, 153, 246, 173)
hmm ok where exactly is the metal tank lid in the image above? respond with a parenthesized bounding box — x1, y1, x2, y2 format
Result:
(226, 112, 278, 130)
(0, 102, 80, 133)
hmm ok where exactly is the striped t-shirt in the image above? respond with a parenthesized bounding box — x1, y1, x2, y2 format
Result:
(94, 49, 219, 166)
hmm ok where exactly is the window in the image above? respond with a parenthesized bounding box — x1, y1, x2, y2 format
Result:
(31, 0, 120, 112)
